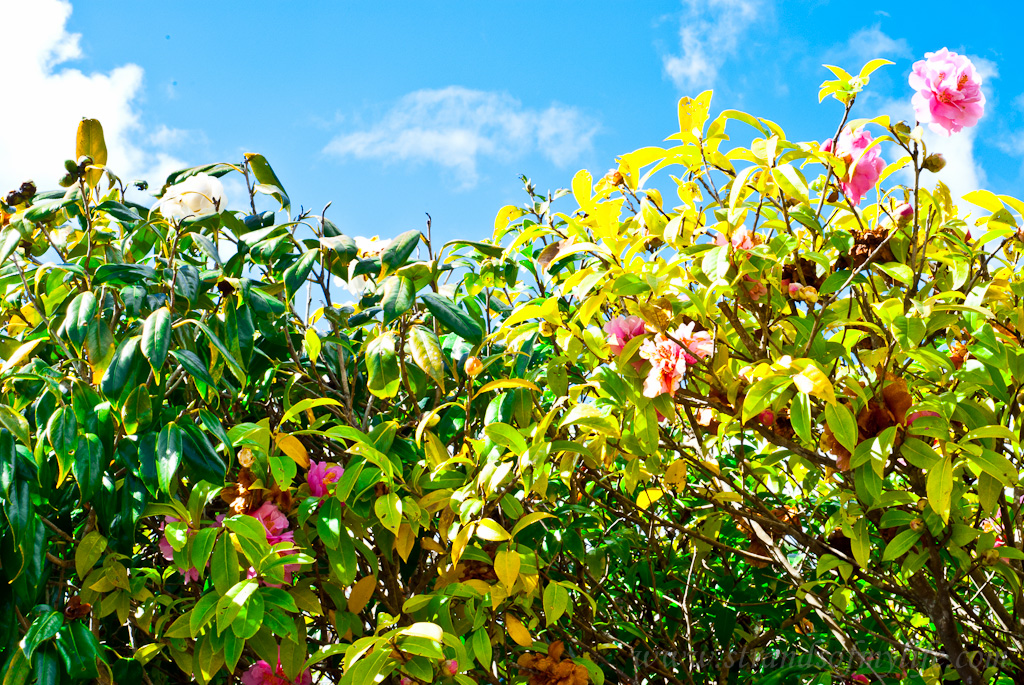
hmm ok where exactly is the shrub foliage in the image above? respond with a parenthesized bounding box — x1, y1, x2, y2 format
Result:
(1, 57, 1022, 685)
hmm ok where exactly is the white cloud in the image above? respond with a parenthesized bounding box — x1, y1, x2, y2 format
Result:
(0, 0, 186, 195)
(323, 87, 599, 188)
(824, 24, 912, 70)
(662, 0, 765, 92)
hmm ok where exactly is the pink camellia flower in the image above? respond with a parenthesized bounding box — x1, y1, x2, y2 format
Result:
(446, 659, 459, 675)
(639, 334, 687, 398)
(743, 275, 768, 302)
(822, 127, 885, 205)
(307, 461, 345, 498)
(676, 322, 714, 364)
(714, 227, 762, 252)
(250, 502, 294, 546)
(909, 48, 985, 136)
(852, 676, 870, 685)
(240, 658, 313, 685)
(604, 315, 646, 356)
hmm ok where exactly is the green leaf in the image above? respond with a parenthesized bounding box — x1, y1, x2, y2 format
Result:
(212, 533, 240, 595)
(926, 455, 953, 524)
(374, 493, 402, 534)
(851, 519, 870, 568)
(141, 307, 172, 374)
(157, 421, 184, 495)
(216, 580, 259, 635)
(790, 393, 811, 444)
(245, 153, 290, 210)
(192, 320, 246, 386)
(190, 593, 220, 637)
(73, 433, 104, 500)
(199, 409, 235, 466)
(47, 406, 77, 482)
(408, 325, 446, 391)
(882, 529, 922, 561)
(543, 582, 569, 626)
(484, 423, 528, 457)
(741, 376, 791, 423)
(170, 349, 218, 390)
(379, 230, 420, 279)
(174, 264, 201, 305)
(64, 291, 97, 351)
(284, 249, 319, 302)
(100, 336, 141, 399)
(381, 276, 415, 325)
(366, 332, 401, 399)
(420, 292, 483, 345)
(824, 403, 858, 454)
(20, 611, 63, 659)
(121, 386, 153, 435)
(75, 530, 107, 580)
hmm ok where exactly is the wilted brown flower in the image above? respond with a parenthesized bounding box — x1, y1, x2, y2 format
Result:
(517, 641, 589, 685)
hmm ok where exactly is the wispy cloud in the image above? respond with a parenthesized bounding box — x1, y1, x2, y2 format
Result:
(0, 0, 186, 194)
(662, 0, 767, 92)
(823, 24, 912, 71)
(323, 87, 599, 189)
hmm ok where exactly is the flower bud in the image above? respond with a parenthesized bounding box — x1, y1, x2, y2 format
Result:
(797, 286, 818, 304)
(446, 659, 458, 675)
(922, 153, 946, 173)
(916, 498, 928, 511)
(464, 356, 483, 377)
(58, 173, 77, 188)
(909, 518, 924, 532)
(64, 159, 79, 174)
(539, 321, 556, 337)
(604, 169, 623, 186)
(983, 548, 1001, 566)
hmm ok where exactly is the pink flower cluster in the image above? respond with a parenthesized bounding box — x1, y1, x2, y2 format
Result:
(241, 658, 312, 685)
(637, 325, 714, 399)
(714, 227, 762, 252)
(910, 48, 985, 136)
(603, 315, 645, 356)
(308, 460, 344, 498)
(714, 229, 768, 301)
(822, 127, 885, 205)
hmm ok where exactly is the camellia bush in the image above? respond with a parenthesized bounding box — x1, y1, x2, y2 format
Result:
(1, 48, 1021, 684)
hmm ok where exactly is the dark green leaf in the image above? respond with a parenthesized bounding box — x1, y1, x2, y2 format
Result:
(381, 276, 415, 325)
(379, 230, 420, 279)
(64, 291, 97, 351)
(284, 249, 319, 302)
(420, 292, 483, 345)
(21, 611, 63, 659)
(141, 307, 171, 374)
(100, 336, 140, 400)
(157, 422, 184, 495)
(170, 349, 218, 389)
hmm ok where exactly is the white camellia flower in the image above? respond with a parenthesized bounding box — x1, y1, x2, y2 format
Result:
(158, 173, 227, 222)
(332, 235, 394, 296)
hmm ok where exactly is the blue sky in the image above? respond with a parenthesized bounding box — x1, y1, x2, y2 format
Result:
(3, 0, 1023, 246)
